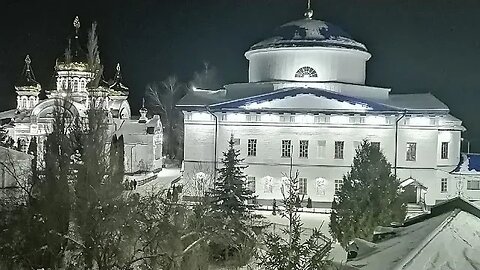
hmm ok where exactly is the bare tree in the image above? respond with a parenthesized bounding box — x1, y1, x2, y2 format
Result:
(146, 76, 187, 160)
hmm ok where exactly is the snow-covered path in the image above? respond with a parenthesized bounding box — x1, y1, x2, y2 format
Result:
(135, 168, 181, 194)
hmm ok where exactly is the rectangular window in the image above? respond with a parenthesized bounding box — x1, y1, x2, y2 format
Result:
(221, 113, 227, 121)
(334, 141, 344, 159)
(335, 179, 343, 194)
(317, 140, 326, 158)
(246, 114, 261, 122)
(282, 140, 292, 158)
(371, 142, 381, 149)
(406, 142, 417, 161)
(247, 139, 257, 156)
(353, 141, 361, 151)
(441, 142, 449, 159)
(349, 116, 365, 124)
(298, 177, 307, 195)
(314, 115, 330, 124)
(299, 140, 309, 158)
(233, 138, 241, 146)
(247, 176, 256, 192)
(467, 180, 480, 190)
(441, 178, 448, 193)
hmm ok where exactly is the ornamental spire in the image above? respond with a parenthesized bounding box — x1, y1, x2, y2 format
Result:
(16, 54, 39, 88)
(304, 0, 314, 19)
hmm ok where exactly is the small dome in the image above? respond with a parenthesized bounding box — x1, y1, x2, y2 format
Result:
(249, 19, 367, 52)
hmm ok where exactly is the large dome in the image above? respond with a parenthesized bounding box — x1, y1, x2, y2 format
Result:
(250, 18, 367, 52)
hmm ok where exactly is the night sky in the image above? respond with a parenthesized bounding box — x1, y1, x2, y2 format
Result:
(1, 0, 480, 150)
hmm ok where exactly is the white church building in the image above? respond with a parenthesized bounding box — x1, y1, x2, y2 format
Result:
(0, 17, 163, 177)
(178, 7, 480, 208)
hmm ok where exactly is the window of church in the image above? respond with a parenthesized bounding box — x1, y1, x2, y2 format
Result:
(317, 140, 326, 158)
(441, 142, 449, 159)
(298, 177, 307, 195)
(335, 179, 343, 194)
(280, 115, 295, 123)
(233, 138, 241, 145)
(281, 140, 292, 158)
(467, 180, 480, 190)
(80, 79, 86, 91)
(315, 178, 326, 196)
(247, 176, 256, 192)
(22, 98, 27, 109)
(334, 141, 344, 159)
(263, 176, 273, 193)
(441, 178, 448, 193)
(29, 97, 35, 108)
(73, 79, 79, 92)
(371, 142, 381, 149)
(349, 116, 365, 124)
(406, 142, 417, 161)
(247, 114, 261, 122)
(247, 139, 257, 156)
(295, 66, 318, 78)
(299, 140, 309, 158)
(314, 115, 330, 124)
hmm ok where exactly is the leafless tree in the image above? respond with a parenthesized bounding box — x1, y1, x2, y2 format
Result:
(146, 76, 187, 160)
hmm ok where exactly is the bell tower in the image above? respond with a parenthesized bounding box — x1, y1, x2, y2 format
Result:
(15, 55, 41, 111)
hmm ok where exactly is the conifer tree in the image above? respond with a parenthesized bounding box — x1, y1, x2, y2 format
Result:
(330, 140, 406, 248)
(207, 135, 258, 265)
(258, 161, 332, 270)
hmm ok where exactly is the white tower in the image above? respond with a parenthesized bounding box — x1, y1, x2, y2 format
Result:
(15, 55, 41, 111)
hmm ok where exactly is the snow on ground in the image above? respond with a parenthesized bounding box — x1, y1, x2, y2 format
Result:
(257, 210, 347, 262)
(135, 168, 181, 194)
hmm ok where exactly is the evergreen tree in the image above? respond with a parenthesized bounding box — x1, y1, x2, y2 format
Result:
(207, 135, 258, 266)
(258, 161, 332, 270)
(330, 140, 406, 248)
(0, 126, 14, 149)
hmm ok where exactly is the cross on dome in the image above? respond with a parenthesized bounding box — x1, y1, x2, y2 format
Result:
(73, 16, 80, 32)
(304, 0, 314, 19)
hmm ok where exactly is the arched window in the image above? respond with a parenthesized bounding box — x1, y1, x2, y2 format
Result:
(80, 78, 86, 91)
(29, 97, 36, 108)
(22, 97, 27, 109)
(295, 66, 318, 78)
(73, 78, 79, 92)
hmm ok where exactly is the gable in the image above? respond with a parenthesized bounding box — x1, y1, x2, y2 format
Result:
(209, 87, 399, 112)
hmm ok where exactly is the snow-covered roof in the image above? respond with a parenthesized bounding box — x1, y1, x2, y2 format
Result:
(249, 19, 367, 52)
(178, 86, 450, 114)
(346, 198, 480, 270)
(0, 109, 16, 120)
(451, 153, 480, 175)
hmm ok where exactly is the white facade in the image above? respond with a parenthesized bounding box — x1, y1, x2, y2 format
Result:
(179, 9, 470, 208)
(246, 47, 370, 84)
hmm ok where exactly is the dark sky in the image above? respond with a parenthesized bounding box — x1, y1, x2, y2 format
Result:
(1, 0, 480, 150)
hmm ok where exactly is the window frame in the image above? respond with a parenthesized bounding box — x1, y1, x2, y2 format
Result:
(317, 140, 326, 158)
(441, 142, 449, 160)
(299, 140, 309, 158)
(282, 140, 292, 158)
(467, 180, 480, 190)
(334, 179, 343, 194)
(298, 177, 308, 195)
(406, 142, 417, 161)
(247, 176, 256, 193)
(440, 178, 448, 193)
(247, 139, 257, 157)
(334, 141, 344, 159)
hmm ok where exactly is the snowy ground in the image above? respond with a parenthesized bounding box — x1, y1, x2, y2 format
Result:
(135, 168, 181, 194)
(258, 210, 347, 262)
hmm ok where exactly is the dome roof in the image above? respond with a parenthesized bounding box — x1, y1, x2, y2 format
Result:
(249, 18, 367, 52)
